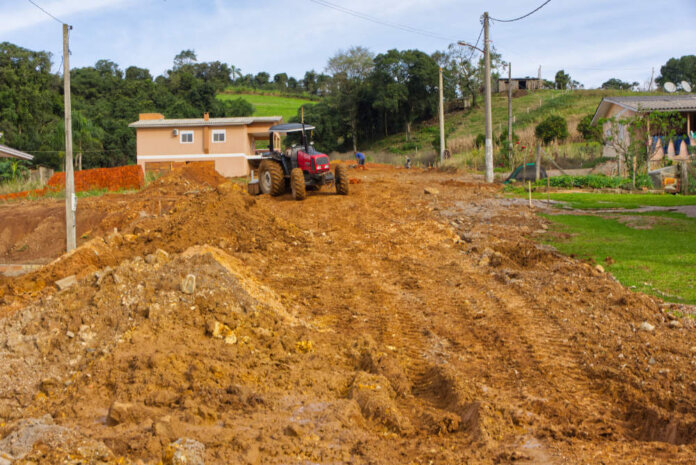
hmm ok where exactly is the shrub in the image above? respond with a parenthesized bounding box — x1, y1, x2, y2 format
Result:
(535, 115, 568, 144)
(475, 133, 485, 148)
(533, 174, 652, 189)
(577, 114, 602, 142)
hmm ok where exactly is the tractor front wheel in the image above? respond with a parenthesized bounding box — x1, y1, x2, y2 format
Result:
(290, 168, 306, 201)
(259, 160, 285, 196)
(335, 164, 349, 195)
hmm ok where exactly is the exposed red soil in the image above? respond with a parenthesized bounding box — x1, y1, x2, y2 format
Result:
(1, 164, 695, 464)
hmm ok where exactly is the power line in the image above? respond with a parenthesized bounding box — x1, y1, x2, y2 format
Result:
(307, 0, 458, 42)
(468, 25, 484, 62)
(26, 0, 66, 24)
(490, 0, 552, 23)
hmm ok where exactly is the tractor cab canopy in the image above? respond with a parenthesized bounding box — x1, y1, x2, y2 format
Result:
(269, 123, 316, 133)
(269, 123, 316, 152)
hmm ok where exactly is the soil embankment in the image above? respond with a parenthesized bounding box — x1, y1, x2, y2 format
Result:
(1, 163, 695, 464)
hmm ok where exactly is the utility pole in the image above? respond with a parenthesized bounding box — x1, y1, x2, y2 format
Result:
(483, 12, 493, 183)
(649, 67, 654, 91)
(63, 24, 76, 252)
(507, 62, 513, 167)
(438, 66, 445, 163)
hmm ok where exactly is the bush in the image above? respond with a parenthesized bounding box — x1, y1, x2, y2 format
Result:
(533, 174, 652, 189)
(535, 115, 569, 144)
(475, 133, 485, 148)
(577, 114, 602, 142)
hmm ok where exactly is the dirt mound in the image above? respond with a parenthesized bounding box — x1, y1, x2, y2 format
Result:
(2, 165, 696, 463)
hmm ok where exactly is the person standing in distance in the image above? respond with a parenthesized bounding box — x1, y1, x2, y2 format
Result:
(354, 151, 366, 170)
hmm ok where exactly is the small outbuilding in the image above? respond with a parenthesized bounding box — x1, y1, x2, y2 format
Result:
(591, 95, 696, 161)
(498, 77, 542, 93)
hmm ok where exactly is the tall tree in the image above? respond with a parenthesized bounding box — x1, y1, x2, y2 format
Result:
(656, 55, 696, 87)
(555, 70, 571, 90)
(326, 46, 375, 151)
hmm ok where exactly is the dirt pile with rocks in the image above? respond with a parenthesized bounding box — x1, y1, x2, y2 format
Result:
(1, 165, 696, 464)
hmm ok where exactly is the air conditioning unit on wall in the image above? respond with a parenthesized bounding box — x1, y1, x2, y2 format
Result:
(172, 129, 179, 136)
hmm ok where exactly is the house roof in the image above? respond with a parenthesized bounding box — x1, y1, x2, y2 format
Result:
(128, 116, 282, 129)
(592, 95, 696, 124)
(498, 77, 541, 82)
(0, 143, 34, 161)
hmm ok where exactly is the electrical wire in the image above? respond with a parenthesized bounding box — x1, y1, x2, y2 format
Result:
(26, 0, 65, 24)
(490, 0, 552, 23)
(307, 0, 458, 42)
(467, 25, 484, 62)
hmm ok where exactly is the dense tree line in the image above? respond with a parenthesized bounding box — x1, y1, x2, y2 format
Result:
(1, 41, 506, 166)
(0, 44, 251, 169)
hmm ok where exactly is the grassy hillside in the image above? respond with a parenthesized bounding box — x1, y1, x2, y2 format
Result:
(370, 89, 661, 160)
(217, 92, 315, 123)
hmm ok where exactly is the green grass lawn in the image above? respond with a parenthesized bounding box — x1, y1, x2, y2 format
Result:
(541, 212, 696, 305)
(530, 192, 696, 209)
(217, 93, 315, 123)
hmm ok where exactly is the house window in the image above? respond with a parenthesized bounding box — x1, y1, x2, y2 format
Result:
(180, 131, 194, 144)
(212, 129, 226, 143)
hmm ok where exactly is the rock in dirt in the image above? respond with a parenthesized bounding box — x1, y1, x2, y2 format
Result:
(107, 401, 155, 426)
(206, 320, 237, 344)
(669, 319, 681, 328)
(424, 187, 440, 195)
(163, 438, 205, 465)
(595, 264, 605, 273)
(639, 322, 655, 332)
(55, 275, 77, 290)
(181, 274, 196, 294)
(0, 415, 112, 461)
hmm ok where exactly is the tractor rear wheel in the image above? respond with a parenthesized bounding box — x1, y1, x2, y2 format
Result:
(290, 168, 306, 201)
(335, 164, 349, 195)
(259, 160, 285, 196)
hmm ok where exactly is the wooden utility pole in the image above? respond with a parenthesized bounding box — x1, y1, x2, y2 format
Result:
(507, 63, 513, 168)
(63, 24, 76, 252)
(439, 67, 445, 163)
(483, 12, 493, 183)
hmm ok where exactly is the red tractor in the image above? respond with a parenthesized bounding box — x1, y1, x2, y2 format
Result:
(248, 123, 348, 200)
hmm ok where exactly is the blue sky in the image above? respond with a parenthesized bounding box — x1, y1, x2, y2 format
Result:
(3, 0, 696, 88)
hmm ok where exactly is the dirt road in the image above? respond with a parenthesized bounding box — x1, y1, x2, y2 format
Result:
(0, 164, 695, 464)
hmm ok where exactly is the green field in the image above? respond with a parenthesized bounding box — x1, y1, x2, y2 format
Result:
(542, 211, 696, 305)
(218, 93, 315, 123)
(527, 192, 696, 210)
(370, 89, 664, 158)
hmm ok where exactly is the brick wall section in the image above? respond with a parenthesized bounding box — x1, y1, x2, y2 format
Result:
(0, 165, 145, 201)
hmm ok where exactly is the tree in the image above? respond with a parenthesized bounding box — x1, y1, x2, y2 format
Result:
(601, 78, 638, 90)
(254, 72, 270, 88)
(577, 114, 602, 142)
(173, 50, 197, 70)
(554, 70, 570, 90)
(273, 73, 288, 90)
(535, 115, 568, 144)
(326, 46, 374, 80)
(326, 46, 375, 151)
(0, 42, 62, 168)
(656, 55, 696, 87)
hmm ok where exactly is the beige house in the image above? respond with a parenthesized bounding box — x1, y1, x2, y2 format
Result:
(129, 113, 282, 177)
